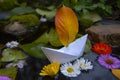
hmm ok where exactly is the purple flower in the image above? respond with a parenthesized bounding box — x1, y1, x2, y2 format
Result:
(98, 55, 120, 69)
(0, 76, 11, 80)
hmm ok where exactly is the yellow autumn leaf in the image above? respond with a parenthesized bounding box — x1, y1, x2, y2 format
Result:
(55, 5, 79, 47)
(111, 69, 120, 79)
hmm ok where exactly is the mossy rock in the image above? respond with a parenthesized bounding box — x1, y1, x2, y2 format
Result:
(10, 14, 40, 28)
(0, 0, 18, 11)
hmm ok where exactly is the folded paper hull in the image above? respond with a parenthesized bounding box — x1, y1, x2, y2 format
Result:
(41, 34, 88, 64)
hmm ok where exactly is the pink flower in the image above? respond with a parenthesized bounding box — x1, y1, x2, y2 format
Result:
(98, 55, 120, 69)
(0, 76, 11, 80)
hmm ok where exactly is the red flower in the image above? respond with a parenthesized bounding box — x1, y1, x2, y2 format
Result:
(92, 43, 112, 55)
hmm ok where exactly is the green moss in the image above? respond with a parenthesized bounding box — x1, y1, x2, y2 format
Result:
(0, 67, 17, 80)
(10, 14, 40, 27)
(0, 0, 18, 11)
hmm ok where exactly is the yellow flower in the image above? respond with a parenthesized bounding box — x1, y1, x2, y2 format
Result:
(39, 62, 60, 77)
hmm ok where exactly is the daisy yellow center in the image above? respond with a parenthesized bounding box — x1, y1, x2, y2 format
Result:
(10, 42, 14, 46)
(105, 59, 114, 64)
(67, 67, 74, 73)
(84, 64, 87, 68)
(80, 64, 82, 67)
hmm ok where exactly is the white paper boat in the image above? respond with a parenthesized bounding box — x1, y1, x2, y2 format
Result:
(41, 34, 88, 64)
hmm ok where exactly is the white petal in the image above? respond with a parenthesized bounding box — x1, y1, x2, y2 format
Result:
(5, 41, 19, 48)
(6, 63, 14, 68)
(60, 62, 81, 77)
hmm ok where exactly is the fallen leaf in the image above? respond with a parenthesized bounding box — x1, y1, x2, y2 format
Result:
(111, 69, 120, 79)
(55, 5, 79, 46)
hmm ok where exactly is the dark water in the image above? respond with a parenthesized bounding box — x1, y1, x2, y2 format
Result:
(0, 12, 120, 80)
(15, 53, 119, 80)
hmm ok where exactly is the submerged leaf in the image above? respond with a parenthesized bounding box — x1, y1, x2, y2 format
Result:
(111, 69, 120, 79)
(0, 67, 17, 80)
(20, 43, 47, 59)
(49, 28, 62, 47)
(55, 5, 79, 46)
(7, 7, 35, 18)
(34, 32, 49, 44)
(1, 48, 27, 62)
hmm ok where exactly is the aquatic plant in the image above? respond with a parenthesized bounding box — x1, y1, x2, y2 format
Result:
(9, 14, 40, 28)
(0, 0, 18, 11)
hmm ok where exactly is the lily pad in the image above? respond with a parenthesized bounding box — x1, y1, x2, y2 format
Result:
(6, 7, 35, 18)
(34, 32, 49, 44)
(49, 28, 62, 47)
(36, 8, 56, 19)
(0, 67, 17, 80)
(1, 48, 27, 62)
(20, 43, 47, 59)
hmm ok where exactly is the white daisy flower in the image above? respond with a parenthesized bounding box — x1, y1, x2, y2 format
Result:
(40, 17, 47, 22)
(74, 58, 93, 71)
(6, 41, 19, 48)
(60, 62, 81, 77)
(6, 60, 27, 68)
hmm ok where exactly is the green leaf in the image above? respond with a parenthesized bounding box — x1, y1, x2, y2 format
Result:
(81, 12, 102, 22)
(100, 0, 106, 3)
(117, 0, 120, 8)
(84, 39, 92, 54)
(80, 18, 93, 27)
(49, 28, 63, 47)
(88, 4, 98, 10)
(74, 5, 85, 11)
(19, 2, 27, 7)
(20, 43, 47, 59)
(6, 7, 35, 18)
(0, 0, 18, 11)
(98, 3, 105, 10)
(34, 32, 49, 44)
(36, 8, 56, 19)
(1, 55, 15, 62)
(0, 67, 17, 80)
(47, 6, 56, 10)
(105, 6, 112, 14)
(1, 48, 27, 62)
(0, 59, 2, 67)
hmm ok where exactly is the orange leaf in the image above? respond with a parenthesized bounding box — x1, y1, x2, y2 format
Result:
(111, 69, 120, 79)
(55, 5, 79, 47)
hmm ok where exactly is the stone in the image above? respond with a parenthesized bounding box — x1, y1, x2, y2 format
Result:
(4, 21, 26, 36)
(86, 25, 120, 47)
(71, 53, 119, 80)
